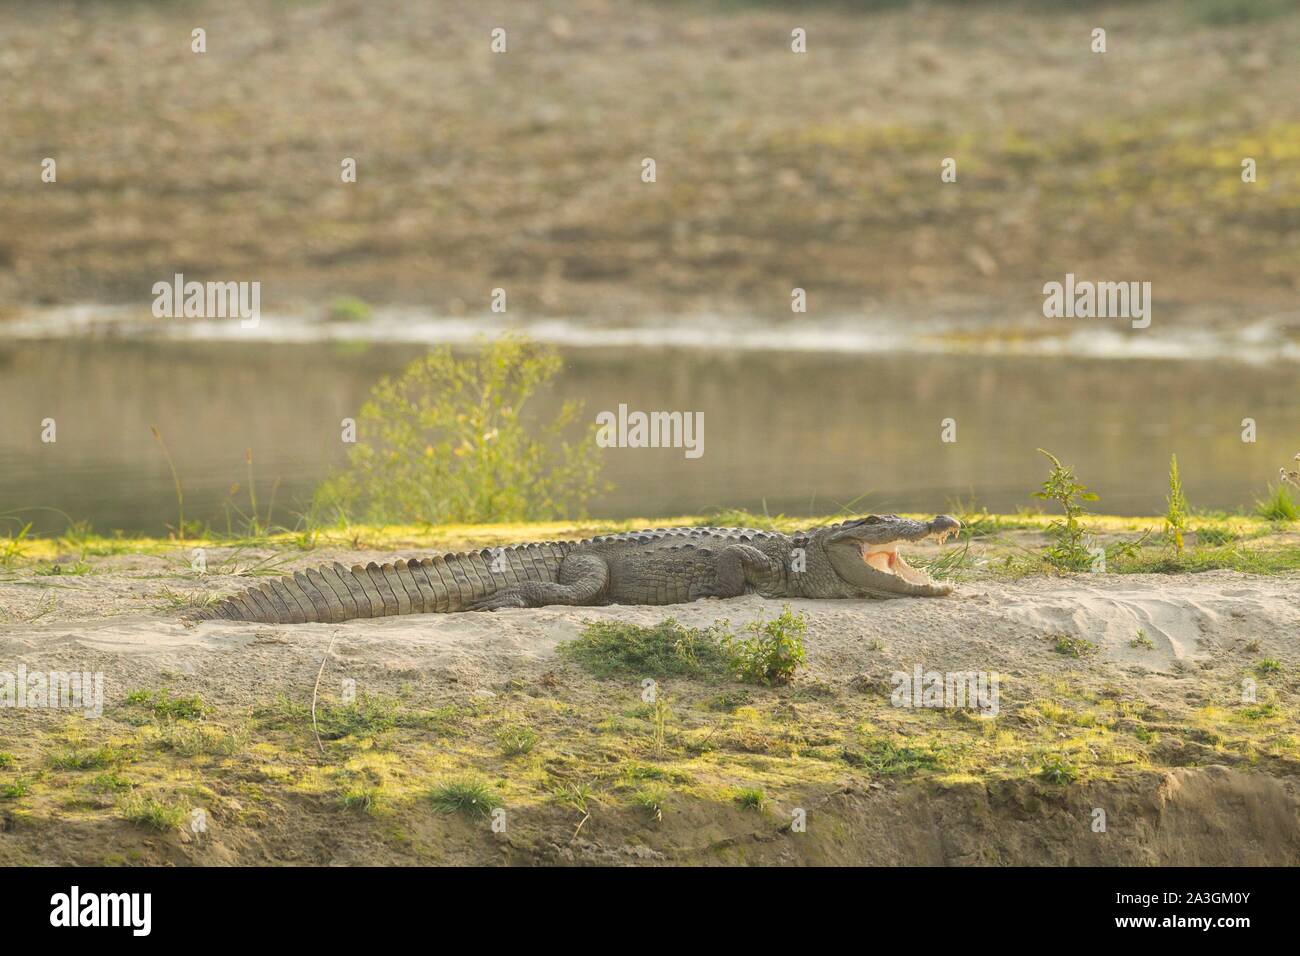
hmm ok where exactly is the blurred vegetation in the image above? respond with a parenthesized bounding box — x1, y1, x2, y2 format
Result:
(5, 0, 1296, 315)
(314, 336, 606, 525)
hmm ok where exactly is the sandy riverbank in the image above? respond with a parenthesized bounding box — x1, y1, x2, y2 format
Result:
(2, 533, 1297, 865)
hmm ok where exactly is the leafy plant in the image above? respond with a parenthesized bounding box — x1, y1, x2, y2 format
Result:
(315, 335, 605, 524)
(0, 778, 31, 800)
(1130, 629, 1154, 650)
(723, 606, 808, 685)
(0, 521, 32, 568)
(1032, 449, 1098, 570)
(1039, 753, 1079, 785)
(1051, 635, 1097, 658)
(1164, 454, 1189, 554)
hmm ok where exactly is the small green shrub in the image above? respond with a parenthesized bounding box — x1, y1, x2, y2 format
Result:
(1039, 753, 1079, 785)
(1052, 635, 1097, 658)
(724, 606, 808, 685)
(1032, 449, 1099, 571)
(315, 335, 605, 524)
(733, 787, 768, 811)
(1255, 658, 1282, 676)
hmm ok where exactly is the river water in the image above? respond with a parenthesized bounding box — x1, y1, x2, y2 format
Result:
(1, 333, 1295, 535)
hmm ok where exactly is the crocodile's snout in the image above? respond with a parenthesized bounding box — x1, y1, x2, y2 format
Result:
(928, 515, 961, 542)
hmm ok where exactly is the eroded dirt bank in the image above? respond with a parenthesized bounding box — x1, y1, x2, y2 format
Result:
(1, 555, 1298, 865)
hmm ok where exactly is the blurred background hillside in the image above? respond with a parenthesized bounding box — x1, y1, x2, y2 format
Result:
(1, 0, 1297, 322)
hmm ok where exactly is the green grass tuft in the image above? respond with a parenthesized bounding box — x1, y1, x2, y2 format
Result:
(1254, 485, 1299, 522)
(118, 793, 188, 831)
(632, 784, 668, 821)
(560, 618, 732, 679)
(427, 778, 502, 818)
(124, 689, 206, 722)
(49, 745, 126, 771)
(496, 726, 538, 757)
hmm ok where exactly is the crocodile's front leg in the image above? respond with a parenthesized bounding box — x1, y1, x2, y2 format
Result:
(701, 544, 785, 599)
(469, 554, 609, 611)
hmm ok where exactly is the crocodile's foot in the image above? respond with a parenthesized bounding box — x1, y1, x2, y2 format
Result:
(468, 591, 529, 611)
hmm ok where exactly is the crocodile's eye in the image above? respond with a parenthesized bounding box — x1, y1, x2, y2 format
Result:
(864, 516, 883, 525)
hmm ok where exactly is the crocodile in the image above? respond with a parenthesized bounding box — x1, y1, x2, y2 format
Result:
(190, 514, 961, 624)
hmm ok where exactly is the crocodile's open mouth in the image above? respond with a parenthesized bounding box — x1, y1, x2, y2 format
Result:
(861, 543, 936, 586)
(824, 514, 961, 597)
(859, 522, 961, 588)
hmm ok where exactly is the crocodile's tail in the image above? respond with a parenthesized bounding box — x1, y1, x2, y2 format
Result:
(189, 546, 567, 624)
